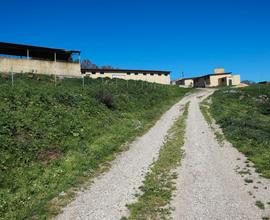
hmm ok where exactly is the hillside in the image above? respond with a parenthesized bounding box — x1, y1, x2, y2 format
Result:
(0, 74, 190, 219)
(209, 85, 270, 178)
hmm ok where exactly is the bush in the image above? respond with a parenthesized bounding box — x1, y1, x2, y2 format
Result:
(95, 89, 115, 109)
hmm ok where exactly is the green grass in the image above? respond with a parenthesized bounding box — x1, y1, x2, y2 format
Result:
(0, 73, 191, 220)
(123, 102, 189, 220)
(200, 98, 225, 145)
(209, 85, 270, 178)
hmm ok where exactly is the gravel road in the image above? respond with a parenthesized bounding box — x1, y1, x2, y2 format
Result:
(56, 92, 195, 220)
(172, 89, 270, 220)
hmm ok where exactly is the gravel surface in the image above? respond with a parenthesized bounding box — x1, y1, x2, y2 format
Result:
(56, 93, 195, 220)
(172, 89, 270, 220)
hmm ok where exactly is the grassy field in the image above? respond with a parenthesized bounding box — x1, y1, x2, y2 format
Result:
(209, 85, 270, 178)
(0, 74, 190, 219)
(123, 103, 189, 220)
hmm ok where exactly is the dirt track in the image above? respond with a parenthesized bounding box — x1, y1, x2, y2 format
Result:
(172, 89, 270, 220)
(56, 89, 270, 220)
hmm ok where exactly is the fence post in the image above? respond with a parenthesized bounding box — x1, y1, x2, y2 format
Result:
(54, 74, 57, 87)
(82, 75, 85, 89)
(11, 67, 14, 88)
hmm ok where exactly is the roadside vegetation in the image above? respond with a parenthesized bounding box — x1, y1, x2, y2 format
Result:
(0, 74, 190, 219)
(123, 102, 189, 220)
(200, 98, 213, 125)
(200, 97, 225, 145)
(209, 85, 270, 178)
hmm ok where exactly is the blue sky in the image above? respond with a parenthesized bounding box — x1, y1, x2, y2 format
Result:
(0, 0, 269, 81)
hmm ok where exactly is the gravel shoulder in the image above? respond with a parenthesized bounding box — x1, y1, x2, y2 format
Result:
(172, 89, 270, 220)
(56, 92, 195, 220)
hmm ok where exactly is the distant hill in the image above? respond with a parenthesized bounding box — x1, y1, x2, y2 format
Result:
(241, 80, 256, 85)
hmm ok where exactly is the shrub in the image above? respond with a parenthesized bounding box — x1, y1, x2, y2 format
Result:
(95, 89, 115, 109)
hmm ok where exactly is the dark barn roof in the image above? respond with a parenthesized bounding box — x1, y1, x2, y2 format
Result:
(0, 42, 80, 62)
(81, 68, 170, 75)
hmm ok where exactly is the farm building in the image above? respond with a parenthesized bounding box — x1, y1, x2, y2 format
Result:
(174, 68, 240, 88)
(81, 68, 171, 85)
(0, 42, 81, 76)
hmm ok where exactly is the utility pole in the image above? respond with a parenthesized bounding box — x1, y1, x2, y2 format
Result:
(54, 52, 57, 87)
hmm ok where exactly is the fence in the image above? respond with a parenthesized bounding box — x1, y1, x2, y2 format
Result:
(0, 72, 169, 91)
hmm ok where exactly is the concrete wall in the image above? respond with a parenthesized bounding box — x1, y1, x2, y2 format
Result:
(0, 57, 81, 77)
(84, 71, 171, 85)
(209, 75, 229, 87)
(209, 74, 241, 87)
(229, 75, 241, 85)
(183, 79, 194, 87)
(214, 68, 225, 74)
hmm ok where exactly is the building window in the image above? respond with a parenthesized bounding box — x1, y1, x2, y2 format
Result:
(127, 72, 130, 75)
(92, 72, 96, 74)
(143, 73, 147, 75)
(150, 73, 154, 76)
(158, 73, 162, 76)
(135, 72, 138, 75)
(100, 72, 104, 74)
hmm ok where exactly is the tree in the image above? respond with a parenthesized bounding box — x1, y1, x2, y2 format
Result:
(80, 59, 98, 69)
(101, 65, 114, 69)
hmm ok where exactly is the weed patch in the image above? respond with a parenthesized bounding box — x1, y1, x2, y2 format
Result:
(255, 200, 265, 209)
(244, 178, 253, 183)
(199, 97, 225, 145)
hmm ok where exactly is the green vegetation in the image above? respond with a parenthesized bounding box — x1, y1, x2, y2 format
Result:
(244, 178, 253, 183)
(209, 85, 270, 178)
(255, 200, 265, 210)
(200, 97, 225, 145)
(123, 102, 189, 220)
(214, 130, 225, 145)
(200, 98, 213, 125)
(0, 74, 190, 219)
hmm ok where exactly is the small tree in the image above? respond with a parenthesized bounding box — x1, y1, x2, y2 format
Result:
(81, 59, 98, 69)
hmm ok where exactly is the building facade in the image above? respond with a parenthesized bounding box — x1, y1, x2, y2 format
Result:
(0, 42, 81, 76)
(81, 68, 171, 85)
